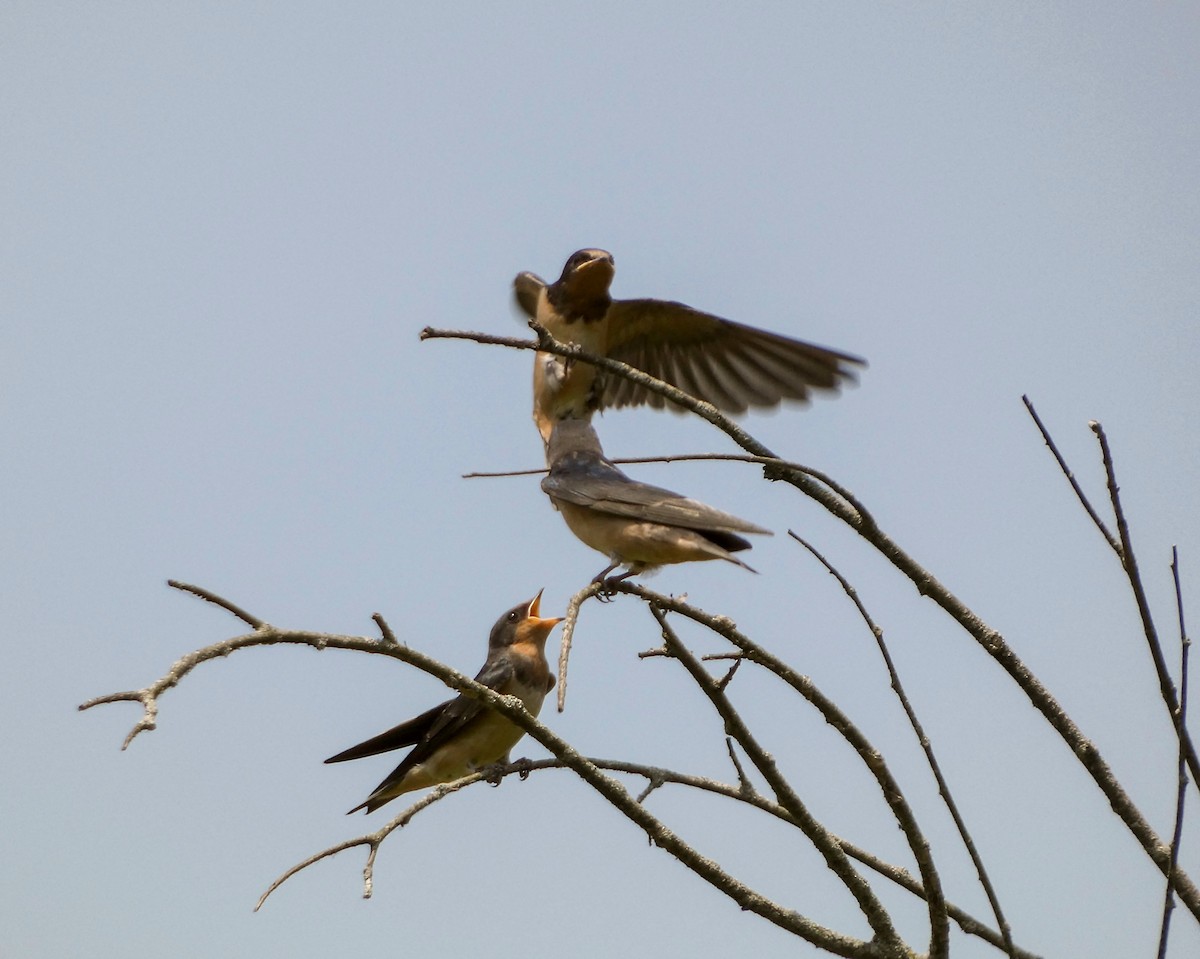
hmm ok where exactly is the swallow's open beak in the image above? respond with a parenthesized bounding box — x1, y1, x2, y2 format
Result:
(526, 588, 564, 630)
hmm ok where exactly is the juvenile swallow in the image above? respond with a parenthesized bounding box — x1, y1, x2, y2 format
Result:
(541, 418, 772, 583)
(325, 592, 562, 814)
(514, 249, 866, 447)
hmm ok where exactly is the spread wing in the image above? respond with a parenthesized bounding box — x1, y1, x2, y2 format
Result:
(602, 298, 865, 413)
(513, 271, 545, 318)
(542, 467, 770, 536)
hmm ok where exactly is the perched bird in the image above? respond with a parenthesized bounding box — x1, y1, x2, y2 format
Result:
(325, 592, 562, 814)
(541, 418, 772, 583)
(514, 248, 866, 447)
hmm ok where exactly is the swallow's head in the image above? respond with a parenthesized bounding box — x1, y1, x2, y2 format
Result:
(553, 249, 615, 309)
(489, 589, 564, 651)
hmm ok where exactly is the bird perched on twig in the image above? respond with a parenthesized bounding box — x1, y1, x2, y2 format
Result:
(325, 592, 562, 813)
(541, 417, 772, 584)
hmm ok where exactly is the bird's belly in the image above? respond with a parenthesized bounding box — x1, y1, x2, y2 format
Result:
(401, 686, 547, 791)
(533, 314, 610, 435)
(535, 352, 599, 418)
(555, 502, 723, 568)
(539, 312, 608, 353)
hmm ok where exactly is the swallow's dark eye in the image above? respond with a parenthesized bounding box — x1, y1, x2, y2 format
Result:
(507, 611, 519, 623)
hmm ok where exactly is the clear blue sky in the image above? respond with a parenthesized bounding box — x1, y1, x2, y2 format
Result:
(4, 4, 1198, 957)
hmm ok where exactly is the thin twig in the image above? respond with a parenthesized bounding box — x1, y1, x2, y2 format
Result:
(1021, 398, 1119, 552)
(715, 656, 742, 693)
(463, 466, 546, 478)
(634, 771, 667, 804)
(725, 738, 757, 798)
(1158, 547, 1192, 959)
(167, 579, 265, 628)
(556, 582, 603, 711)
(462, 452, 872, 525)
(1024, 404, 1200, 785)
(1090, 422, 1200, 793)
(790, 531, 1014, 958)
(372, 612, 400, 645)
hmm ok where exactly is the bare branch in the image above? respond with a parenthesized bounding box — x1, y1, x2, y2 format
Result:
(78, 687, 161, 751)
(1158, 547, 1193, 959)
(79, 617, 386, 750)
(463, 452, 872, 526)
(634, 771, 667, 804)
(715, 655, 742, 692)
(516, 758, 1041, 958)
(372, 612, 399, 646)
(791, 531, 1014, 958)
(725, 737, 757, 799)
(556, 581, 603, 711)
(1088, 421, 1200, 792)
(462, 466, 547, 478)
(259, 750, 1041, 956)
(84, 585, 879, 957)
(167, 579, 265, 628)
(645, 602, 913, 956)
(637, 646, 672, 659)
(256, 776, 482, 910)
(1021, 397, 1119, 551)
(640, 589, 949, 959)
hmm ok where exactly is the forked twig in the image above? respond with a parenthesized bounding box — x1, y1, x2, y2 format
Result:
(790, 531, 1014, 958)
(1090, 421, 1200, 791)
(635, 586, 951, 959)
(1025, 400, 1200, 795)
(1021, 397, 1119, 551)
(645, 602, 916, 956)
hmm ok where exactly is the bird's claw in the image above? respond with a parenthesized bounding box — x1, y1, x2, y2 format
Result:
(480, 762, 509, 787)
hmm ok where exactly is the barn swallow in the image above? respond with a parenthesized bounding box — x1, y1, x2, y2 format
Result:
(325, 592, 562, 814)
(541, 417, 772, 583)
(514, 249, 866, 448)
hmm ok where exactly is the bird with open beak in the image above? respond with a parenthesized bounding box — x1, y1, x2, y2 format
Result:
(325, 591, 562, 813)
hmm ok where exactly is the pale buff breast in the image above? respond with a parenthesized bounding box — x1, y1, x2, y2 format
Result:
(554, 500, 730, 569)
(393, 682, 549, 795)
(533, 298, 612, 438)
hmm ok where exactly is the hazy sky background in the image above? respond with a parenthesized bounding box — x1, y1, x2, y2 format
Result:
(4, 4, 1199, 957)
